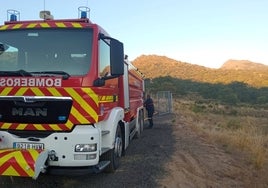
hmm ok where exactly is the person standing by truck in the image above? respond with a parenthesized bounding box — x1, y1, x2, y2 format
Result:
(144, 94, 155, 128)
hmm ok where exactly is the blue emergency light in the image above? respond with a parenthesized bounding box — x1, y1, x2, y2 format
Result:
(81, 11, 87, 19)
(10, 14, 17, 21)
(7, 9, 20, 22)
(78, 6, 90, 19)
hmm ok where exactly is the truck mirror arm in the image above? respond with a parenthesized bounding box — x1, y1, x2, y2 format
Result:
(98, 33, 114, 41)
(93, 75, 119, 87)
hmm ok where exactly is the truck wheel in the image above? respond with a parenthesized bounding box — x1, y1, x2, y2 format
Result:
(103, 124, 123, 172)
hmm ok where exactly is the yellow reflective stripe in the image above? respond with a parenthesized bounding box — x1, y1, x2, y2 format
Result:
(0, 21, 85, 30)
(55, 22, 66, 27)
(15, 88, 28, 95)
(65, 88, 98, 120)
(17, 124, 28, 130)
(31, 88, 45, 96)
(0, 149, 42, 177)
(47, 87, 62, 96)
(0, 150, 31, 176)
(27, 23, 37, 28)
(9, 124, 66, 131)
(47, 124, 62, 131)
(15, 151, 35, 176)
(0, 25, 9, 30)
(0, 87, 13, 95)
(3, 166, 19, 176)
(0, 151, 12, 166)
(71, 23, 82, 28)
(65, 120, 73, 129)
(32, 124, 46, 131)
(30, 149, 41, 158)
(82, 88, 98, 105)
(12, 24, 23, 29)
(1, 123, 12, 129)
(99, 95, 118, 103)
(40, 23, 50, 28)
(71, 107, 89, 123)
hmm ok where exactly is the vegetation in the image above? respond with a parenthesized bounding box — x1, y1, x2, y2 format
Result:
(172, 98, 268, 169)
(145, 76, 268, 106)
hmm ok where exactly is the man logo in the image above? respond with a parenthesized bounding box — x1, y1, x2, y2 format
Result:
(12, 108, 48, 117)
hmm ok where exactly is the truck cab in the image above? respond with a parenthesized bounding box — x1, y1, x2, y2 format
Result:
(0, 7, 144, 179)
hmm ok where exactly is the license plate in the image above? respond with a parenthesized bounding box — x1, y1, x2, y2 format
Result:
(13, 142, 44, 150)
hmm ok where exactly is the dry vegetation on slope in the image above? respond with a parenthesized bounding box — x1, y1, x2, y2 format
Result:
(172, 97, 268, 170)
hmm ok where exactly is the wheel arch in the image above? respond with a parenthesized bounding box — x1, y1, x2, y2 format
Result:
(100, 107, 125, 150)
(134, 106, 144, 138)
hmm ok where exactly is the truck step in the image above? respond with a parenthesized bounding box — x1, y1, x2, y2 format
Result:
(101, 147, 110, 154)
(101, 130, 110, 136)
(95, 161, 110, 172)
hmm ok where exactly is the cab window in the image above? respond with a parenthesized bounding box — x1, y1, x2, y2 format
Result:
(99, 39, 110, 77)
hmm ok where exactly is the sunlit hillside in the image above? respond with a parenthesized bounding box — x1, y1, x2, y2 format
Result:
(222, 59, 268, 71)
(133, 55, 268, 87)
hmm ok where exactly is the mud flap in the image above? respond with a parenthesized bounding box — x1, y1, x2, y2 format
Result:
(0, 149, 48, 179)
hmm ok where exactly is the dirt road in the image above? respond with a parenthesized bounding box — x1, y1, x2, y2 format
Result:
(1, 113, 267, 188)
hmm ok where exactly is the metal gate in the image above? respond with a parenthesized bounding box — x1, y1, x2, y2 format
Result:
(153, 91, 173, 115)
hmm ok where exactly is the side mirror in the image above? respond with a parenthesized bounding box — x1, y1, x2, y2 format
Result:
(0, 43, 9, 55)
(94, 34, 124, 87)
(110, 39, 124, 76)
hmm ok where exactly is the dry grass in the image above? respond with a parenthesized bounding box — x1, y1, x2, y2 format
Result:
(173, 98, 268, 169)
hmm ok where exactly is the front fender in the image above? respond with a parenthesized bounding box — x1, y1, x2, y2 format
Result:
(98, 107, 124, 149)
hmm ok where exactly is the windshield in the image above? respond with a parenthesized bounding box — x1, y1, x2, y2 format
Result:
(0, 28, 93, 76)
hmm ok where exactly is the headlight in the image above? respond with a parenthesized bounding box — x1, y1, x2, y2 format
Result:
(75, 144, 97, 152)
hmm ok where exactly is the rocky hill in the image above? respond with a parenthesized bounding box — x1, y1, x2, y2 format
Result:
(221, 59, 268, 71)
(133, 55, 268, 87)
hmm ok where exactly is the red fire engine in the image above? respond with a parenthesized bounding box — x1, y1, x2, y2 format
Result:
(0, 7, 144, 179)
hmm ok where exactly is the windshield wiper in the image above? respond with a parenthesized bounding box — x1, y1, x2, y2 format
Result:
(0, 69, 32, 77)
(31, 71, 70, 80)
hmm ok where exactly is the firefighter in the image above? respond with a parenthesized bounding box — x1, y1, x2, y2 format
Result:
(144, 94, 155, 128)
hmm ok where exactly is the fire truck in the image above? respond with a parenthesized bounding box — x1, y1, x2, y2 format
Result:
(0, 7, 144, 179)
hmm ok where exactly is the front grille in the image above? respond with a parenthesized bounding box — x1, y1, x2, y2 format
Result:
(0, 96, 72, 124)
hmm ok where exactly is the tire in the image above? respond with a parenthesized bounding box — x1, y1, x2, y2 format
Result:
(102, 124, 123, 172)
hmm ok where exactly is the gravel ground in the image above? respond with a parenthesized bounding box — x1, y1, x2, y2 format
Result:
(0, 114, 174, 188)
(1, 113, 267, 188)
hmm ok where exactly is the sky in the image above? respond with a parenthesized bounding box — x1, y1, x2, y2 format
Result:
(1, 0, 268, 68)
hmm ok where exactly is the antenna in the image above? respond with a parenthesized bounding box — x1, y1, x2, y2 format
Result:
(43, 0, 46, 11)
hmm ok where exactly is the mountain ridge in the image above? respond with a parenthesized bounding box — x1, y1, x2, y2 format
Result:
(132, 55, 268, 87)
(221, 59, 268, 71)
